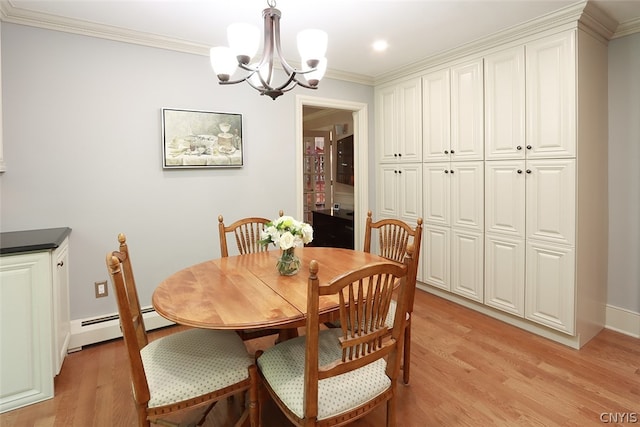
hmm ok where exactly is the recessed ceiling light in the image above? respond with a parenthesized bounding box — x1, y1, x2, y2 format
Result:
(372, 40, 388, 52)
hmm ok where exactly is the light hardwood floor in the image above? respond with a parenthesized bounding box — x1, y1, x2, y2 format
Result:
(1, 291, 638, 426)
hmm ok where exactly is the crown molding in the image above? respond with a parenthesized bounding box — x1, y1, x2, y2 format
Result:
(612, 17, 640, 39)
(375, 1, 589, 84)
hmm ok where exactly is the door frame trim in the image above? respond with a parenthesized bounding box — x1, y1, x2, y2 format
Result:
(295, 95, 369, 250)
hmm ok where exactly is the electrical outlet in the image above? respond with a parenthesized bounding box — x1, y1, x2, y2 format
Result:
(95, 281, 108, 298)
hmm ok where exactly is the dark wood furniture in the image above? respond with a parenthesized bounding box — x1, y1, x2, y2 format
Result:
(311, 209, 354, 249)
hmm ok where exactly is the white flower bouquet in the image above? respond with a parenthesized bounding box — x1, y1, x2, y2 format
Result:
(259, 215, 314, 250)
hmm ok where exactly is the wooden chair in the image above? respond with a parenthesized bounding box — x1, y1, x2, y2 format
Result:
(218, 211, 286, 341)
(256, 246, 415, 427)
(218, 210, 283, 257)
(105, 233, 258, 427)
(363, 210, 423, 385)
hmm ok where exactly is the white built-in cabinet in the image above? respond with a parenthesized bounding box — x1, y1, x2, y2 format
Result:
(0, 238, 71, 413)
(422, 58, 484, 302)
(375, 76, 423, 225)
(484, 31, 579, 335)
(377, 163, 423, 224)
(376, 77, 423, 163)
(375, 77, 423, 278)
(376, 21, 609, 348)
(423, 162, 484, 301)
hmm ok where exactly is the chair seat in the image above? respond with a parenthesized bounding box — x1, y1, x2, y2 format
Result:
(142, 328, 252, 408)
(257, 328, 391, 420)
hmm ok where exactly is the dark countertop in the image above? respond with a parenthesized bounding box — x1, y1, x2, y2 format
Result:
(0, 227, 72, 255)
(313, 209, 354, 222)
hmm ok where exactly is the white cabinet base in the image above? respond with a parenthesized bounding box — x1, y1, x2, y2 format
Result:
(0, 252, 54, 413)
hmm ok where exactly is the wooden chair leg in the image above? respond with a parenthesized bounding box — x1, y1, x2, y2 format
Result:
(402, 317, 411, 385)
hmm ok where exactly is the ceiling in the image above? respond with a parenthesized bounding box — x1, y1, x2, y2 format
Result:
(2, 0, 640, 83)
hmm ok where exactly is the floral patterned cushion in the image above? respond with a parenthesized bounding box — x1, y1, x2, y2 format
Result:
(257, 328, 391, 420)
(141, 328, 251, 408)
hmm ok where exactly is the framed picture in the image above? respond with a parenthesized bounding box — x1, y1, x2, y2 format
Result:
(162, 108, 243, 168)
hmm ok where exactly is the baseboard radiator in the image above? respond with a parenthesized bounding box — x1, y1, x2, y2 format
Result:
(68, 306, 174, 352)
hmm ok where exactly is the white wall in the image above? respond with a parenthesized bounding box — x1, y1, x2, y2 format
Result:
(607, 32, 640, 313)
(0, 23, 374, 320)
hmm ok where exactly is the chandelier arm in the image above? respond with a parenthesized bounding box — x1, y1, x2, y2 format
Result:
(272, 12, 296, 75)
(291, 78, 319, 90)
(272, 73, 299, 92)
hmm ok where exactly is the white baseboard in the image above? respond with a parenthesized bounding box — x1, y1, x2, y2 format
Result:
(605, 304, 640, 338)
(68, 308, 174, 351)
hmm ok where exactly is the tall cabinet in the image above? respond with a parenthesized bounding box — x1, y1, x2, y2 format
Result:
(422, 58, 485, 302)
(375, 77, 423, 278)
(488, 27, 605, 346)
(375, 12, 609, 348)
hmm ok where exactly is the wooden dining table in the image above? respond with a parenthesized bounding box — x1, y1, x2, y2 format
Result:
(152, 246, 393, 332)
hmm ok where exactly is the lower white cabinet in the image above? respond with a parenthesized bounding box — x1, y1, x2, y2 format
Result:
(484, 234, 525, 316)
(423, 161, 484, 302)
(525, 241, 575, 334)
(484, 160, 576, 334)
(0, 237, 70, 413)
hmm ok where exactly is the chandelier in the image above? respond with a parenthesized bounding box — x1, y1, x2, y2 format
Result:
(209, 0, 328, 100)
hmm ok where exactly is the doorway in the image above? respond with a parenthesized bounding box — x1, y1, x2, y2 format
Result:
(295, 96, 369, 250)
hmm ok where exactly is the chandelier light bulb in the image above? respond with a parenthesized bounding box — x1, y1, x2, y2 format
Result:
(302, 57, 327, 86)
(227, 23, 260, 64)
(297, 29, 328, 62)
(210, 47, 238, 81)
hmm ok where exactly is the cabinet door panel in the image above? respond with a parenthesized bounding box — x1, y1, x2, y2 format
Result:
(526, 159, 575, 245)
(485, 161, 525, 237)
(485, 234, 525, 316)
(422, 69, 451, 162)
(423, 163, 450, 226)
(398, 164, 422, 222)
(526, 31, 576, 158)
(485, 47, 525, 160)
(0, 252, 54, 412)
(377, 165, 399, 218)
(398, 78, 422, 162)
(451, 161, 484, 230)
(376, 86, 397, 163)
(451, 229, 484, 302)
(423, 225, 450, 291)
(525, 241, 575, 334)
(451, 59, 484, 160)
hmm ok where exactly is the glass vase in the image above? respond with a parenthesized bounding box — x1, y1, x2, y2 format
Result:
(277, 247, 301, 276)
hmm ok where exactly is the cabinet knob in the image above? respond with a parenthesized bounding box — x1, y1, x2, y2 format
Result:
(444, 150, 449, 154)
(398, 170, 402, 174)
(57, 261, 64, 267)
(394, 153, 398, 157)
(450, 170, 455, 174)
(517, 169, 523, 174)
(394, 170, 398, 174)
(450, 149, 455, 154)
(444, 170, 449, 174)
(526, 169, 532, 174)
(516, 145, 522, 150)
(526, 145, 532, 150)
